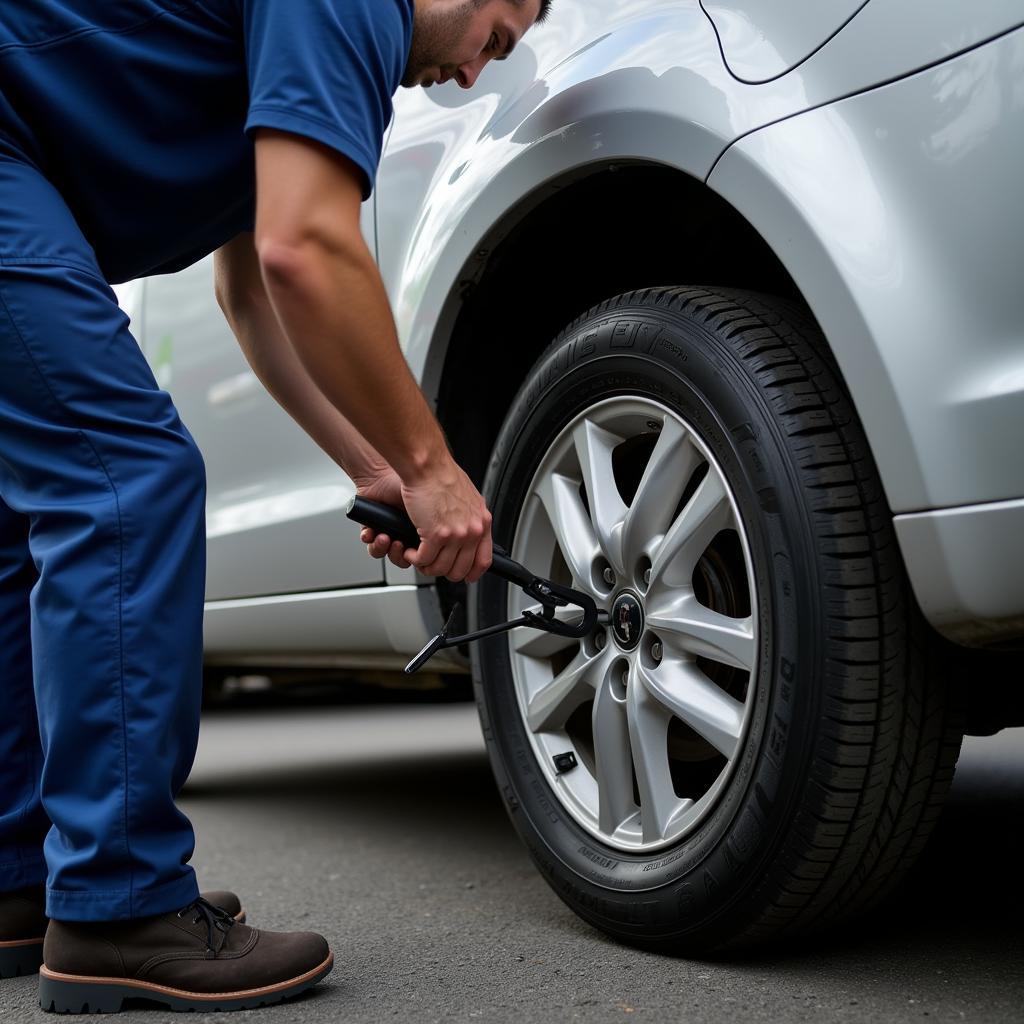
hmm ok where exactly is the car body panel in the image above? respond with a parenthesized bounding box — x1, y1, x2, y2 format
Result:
(133, 2, 1024, 653)
(701, 1, 1024, 86)
(139, 221, 386, 603)
(379, 0, 1024, 416)
(203, 584, 457, 670)
(701, 0, 868, 83)
(894, 498, 1024, 645)
(708, 28, 1024, 514)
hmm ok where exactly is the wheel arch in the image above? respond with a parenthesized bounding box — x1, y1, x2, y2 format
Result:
(431, 162, 803, 492)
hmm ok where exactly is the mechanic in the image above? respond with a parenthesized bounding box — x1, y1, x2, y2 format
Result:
(0, 0, 549, 1013)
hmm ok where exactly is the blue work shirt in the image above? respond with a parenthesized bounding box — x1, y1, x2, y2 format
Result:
(0, 0, 413, 283)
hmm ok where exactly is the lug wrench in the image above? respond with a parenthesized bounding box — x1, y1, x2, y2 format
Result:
(346, 496, 599, 674)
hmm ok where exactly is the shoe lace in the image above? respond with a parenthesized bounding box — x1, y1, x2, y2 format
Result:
(176, 897, 235, 953)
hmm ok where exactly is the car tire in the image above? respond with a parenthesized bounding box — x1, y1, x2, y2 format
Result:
(471, 286, 963, 951)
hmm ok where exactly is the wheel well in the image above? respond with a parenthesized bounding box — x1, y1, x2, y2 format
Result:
(435, 163, 803, 487)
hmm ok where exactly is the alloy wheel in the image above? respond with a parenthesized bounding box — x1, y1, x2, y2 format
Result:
(508, 397, 759, 852)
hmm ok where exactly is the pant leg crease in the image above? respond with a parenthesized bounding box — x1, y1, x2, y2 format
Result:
(0, 274, 134, 907)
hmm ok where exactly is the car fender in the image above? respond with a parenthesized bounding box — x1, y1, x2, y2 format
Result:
(380, 0, 1023, 411)
(708, 27, 1024, 514)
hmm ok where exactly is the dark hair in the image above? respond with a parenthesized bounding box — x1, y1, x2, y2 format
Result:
(497, 0, 553, 23)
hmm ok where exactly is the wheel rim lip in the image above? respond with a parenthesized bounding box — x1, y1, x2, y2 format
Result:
(506, 395, 760, 854)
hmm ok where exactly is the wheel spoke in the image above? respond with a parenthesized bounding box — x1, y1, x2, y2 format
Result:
(512, 603, 589, 659)
(510, 400, 760, 852)
(592, 669, 638, 834)
(637, 657, 744, 759)
(649, 471, 731, 590)
(647, 592, 755, 671)
(573, 418, 628, 575)
(526, 645, 606, 733)
(627, 667, 687, 843)
(621, 418, 702, 570)
(534, 472, 601, 594)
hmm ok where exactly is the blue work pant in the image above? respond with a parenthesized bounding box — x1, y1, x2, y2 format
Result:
(0, 140, 204, 921)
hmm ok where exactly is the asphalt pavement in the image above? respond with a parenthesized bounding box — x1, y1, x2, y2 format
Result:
(3, 699, 1022, 1023)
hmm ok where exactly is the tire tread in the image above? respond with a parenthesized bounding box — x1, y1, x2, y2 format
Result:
(558, 286, 962, 944)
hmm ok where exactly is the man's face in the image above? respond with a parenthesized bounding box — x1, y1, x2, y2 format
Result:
(403, 0, 542, 90)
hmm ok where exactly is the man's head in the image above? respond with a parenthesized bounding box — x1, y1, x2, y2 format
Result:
(403, 0, 551, 90)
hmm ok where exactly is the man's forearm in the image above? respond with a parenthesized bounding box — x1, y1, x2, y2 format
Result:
(247, 132, 491, 582)
(256, 233, 450, 484)
(218, 275, 391, 484)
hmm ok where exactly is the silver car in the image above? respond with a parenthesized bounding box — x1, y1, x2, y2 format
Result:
(119, 0, 1024, 951)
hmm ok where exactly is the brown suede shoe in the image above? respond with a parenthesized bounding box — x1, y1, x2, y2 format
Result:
(0, 887, 244, 981)
(39, 896, 331, 1012)
(0, 885, 48, 978)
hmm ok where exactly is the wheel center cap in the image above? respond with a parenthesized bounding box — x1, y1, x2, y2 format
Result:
(610, 590, 644, 651)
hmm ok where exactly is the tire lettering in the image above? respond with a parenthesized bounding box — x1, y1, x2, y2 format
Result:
(530, 778, 561, 822)
(768, 714, 788, 759)
(635, 322, 658, 352)
(610, 321, 638, 348)
(653, 331, 684, 359)
(578, 845, 618, 870)
(729, 809, 761, 861)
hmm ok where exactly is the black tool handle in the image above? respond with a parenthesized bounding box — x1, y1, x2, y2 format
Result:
(346, 496, 534, 589)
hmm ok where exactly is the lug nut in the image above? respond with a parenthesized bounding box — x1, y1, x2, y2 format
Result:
(621, 667, 630, 688)
(595, 632, 607, 651)
(602, 566, 616, 586)
(643, 567, 652, 587)
(651, 641, 663, 662)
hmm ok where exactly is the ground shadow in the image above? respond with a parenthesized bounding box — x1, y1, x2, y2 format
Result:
(183, 713, 1024, 991)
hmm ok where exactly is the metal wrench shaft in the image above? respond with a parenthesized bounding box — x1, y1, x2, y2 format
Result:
(345, 496, 598, 672)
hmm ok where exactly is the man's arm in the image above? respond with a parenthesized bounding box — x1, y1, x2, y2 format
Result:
(214, 231, 392, 488)
(242, 128, 491, 583)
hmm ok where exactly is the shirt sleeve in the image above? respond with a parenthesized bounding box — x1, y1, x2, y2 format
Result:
(243, 0, 412, 199)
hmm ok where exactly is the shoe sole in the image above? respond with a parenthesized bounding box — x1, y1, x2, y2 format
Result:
(38, 952, 333, 1013)
(1, 939, 44, 979)
(4, 906, 245, 982)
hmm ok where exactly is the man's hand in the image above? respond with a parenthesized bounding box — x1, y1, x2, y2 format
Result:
(401, 463, 492, 583)
(355, 469, 412, 569)
(356, 464, 493, 583)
